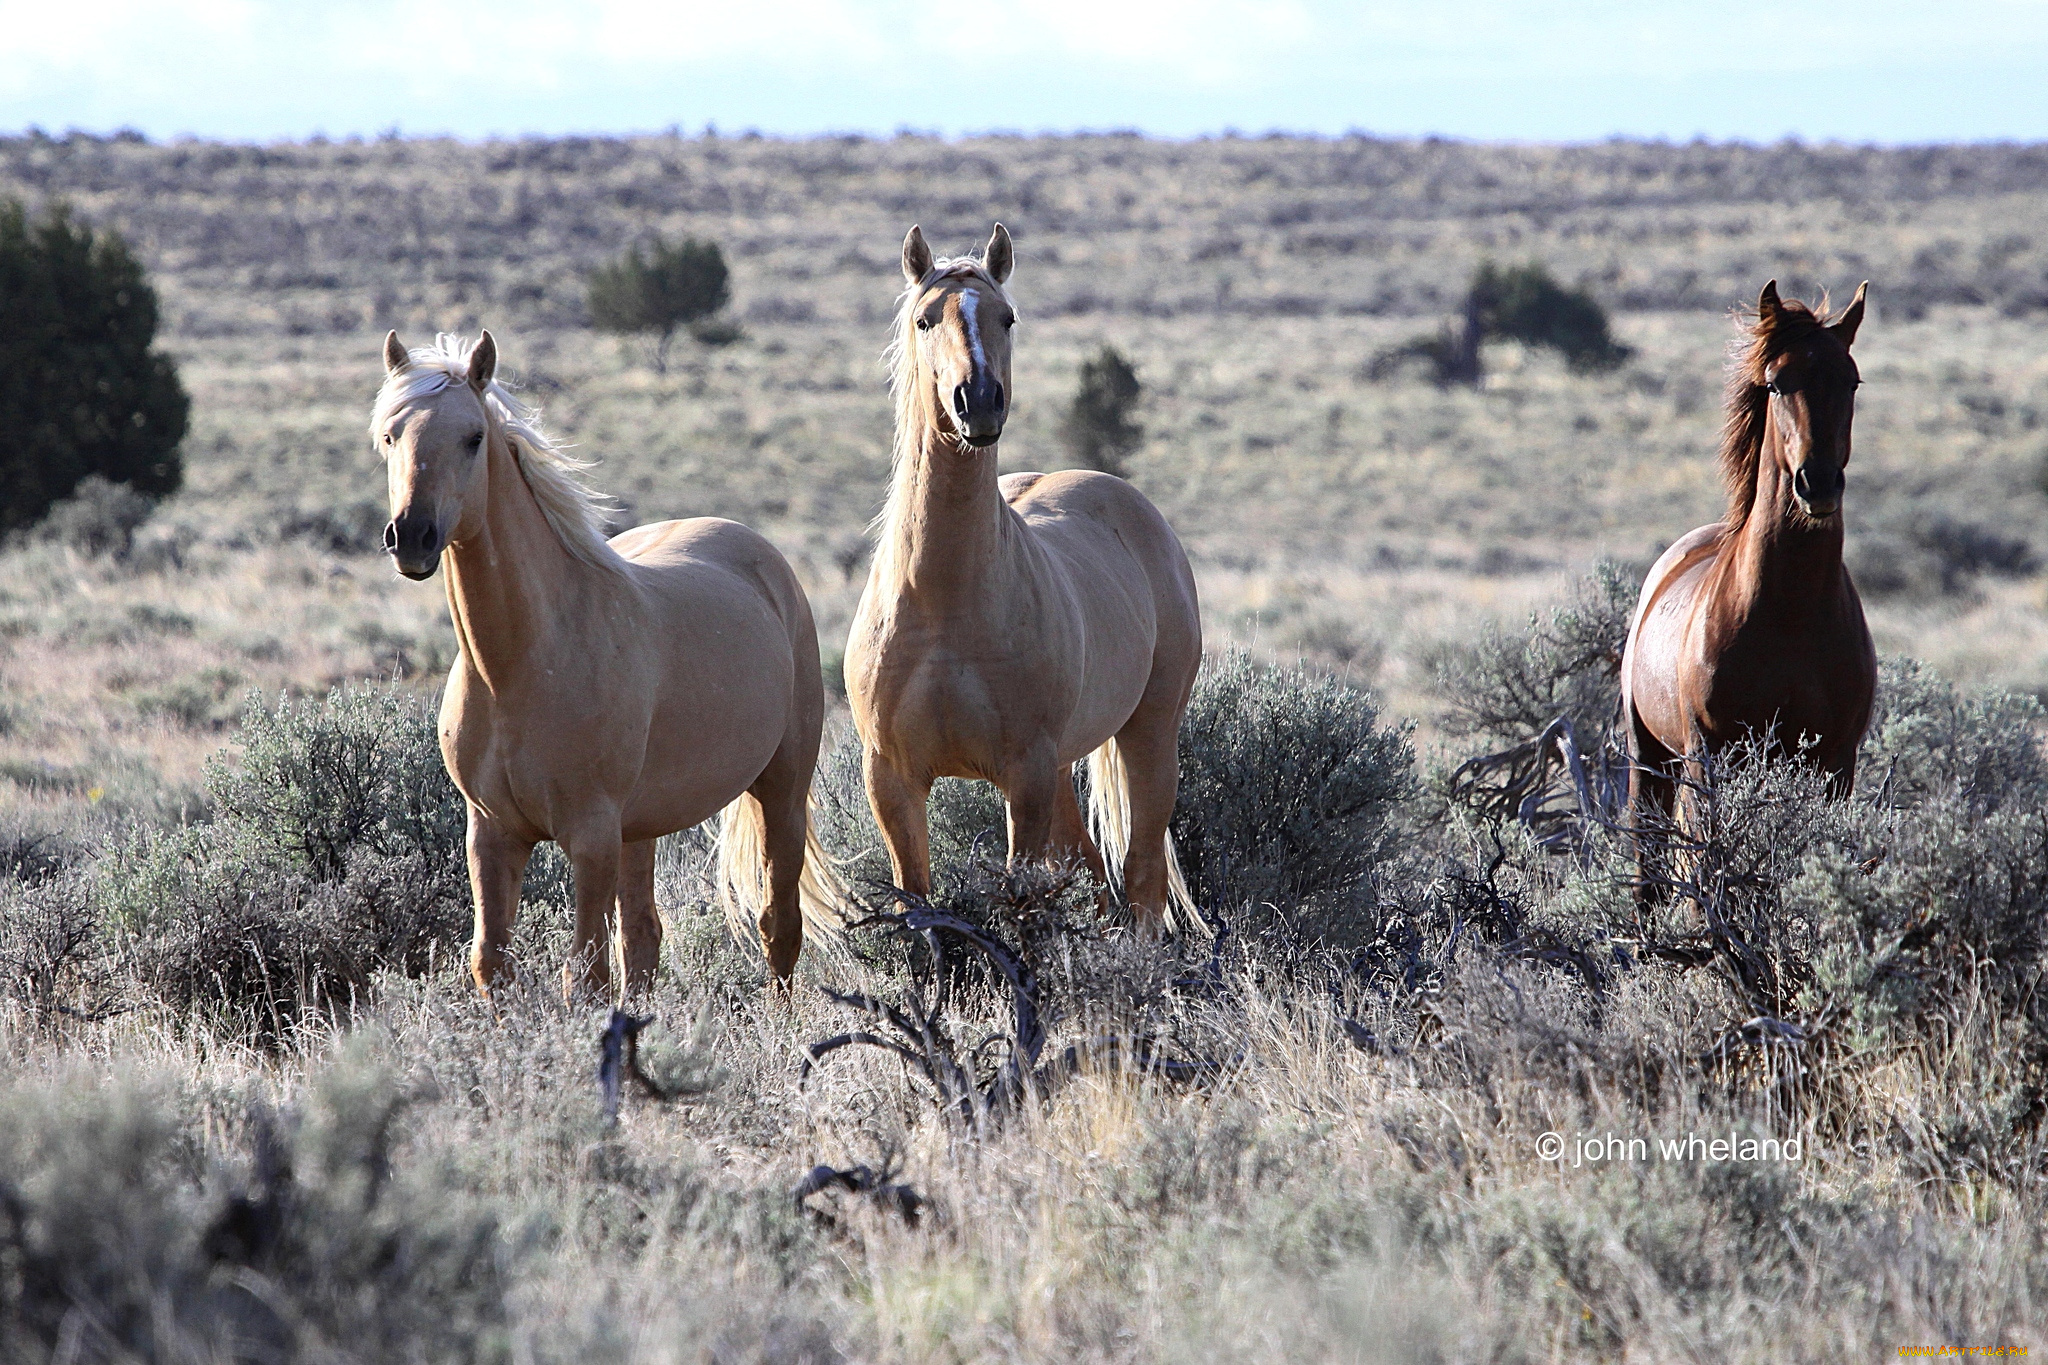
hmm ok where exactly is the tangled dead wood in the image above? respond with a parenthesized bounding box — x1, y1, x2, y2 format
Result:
(804, 890, 1219, 1128)
(792, 1155, 926, 1229)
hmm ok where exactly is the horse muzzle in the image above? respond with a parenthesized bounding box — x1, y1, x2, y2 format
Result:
(1792, 463, 1844, 520)
(384, 514, 444, 580)
(951, 378, 1006, 448)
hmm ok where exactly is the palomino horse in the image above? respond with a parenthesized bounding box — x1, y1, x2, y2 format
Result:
(372, 331, 838, 997)
(1622, 281, 1877, 835)
(845, 225, 1203, 927)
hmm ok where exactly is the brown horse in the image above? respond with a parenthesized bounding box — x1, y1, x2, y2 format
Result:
(372, 331, 839, 998)
(844, 225, 1203, 927)
(1622, 281, 1877, 831)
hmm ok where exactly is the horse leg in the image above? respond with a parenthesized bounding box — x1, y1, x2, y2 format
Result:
(1049, 762, 1110, 897)
(1627, 710, 1679, 913)
(1816, 744, 1857, 800)
(559, 815, 623, 1002)
(466, 807, 534, 994)
(999, 742, 1062, 869)
(748, 744, 816, 982)
(1110, 705, 1184, 931)
(865, 752, 934, 901)
(616, 838, 662, 993)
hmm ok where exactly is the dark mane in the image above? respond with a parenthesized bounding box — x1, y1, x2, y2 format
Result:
(1718, 293, 1841, 531)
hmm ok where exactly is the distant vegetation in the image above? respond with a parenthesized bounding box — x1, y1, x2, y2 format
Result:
(586, 234, 734, 372)
(1371, 260, 1632, 386)
(0, 200, 187, 532)
(1059, 344, 1144, 476)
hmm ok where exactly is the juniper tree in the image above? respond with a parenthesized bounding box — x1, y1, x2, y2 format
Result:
(587, 235, 732, 373)
(0, 201, 188, 532)
(1059, 344, 1144, 477)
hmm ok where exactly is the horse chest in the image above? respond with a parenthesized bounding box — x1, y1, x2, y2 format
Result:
(1696, 625, 1868, 747)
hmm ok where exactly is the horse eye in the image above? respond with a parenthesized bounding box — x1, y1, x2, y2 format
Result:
(1003, 315, 1016, 329)
(382, 432, 395, 445)
(467, 432, 484, 452)
(916, 317, 932, 332)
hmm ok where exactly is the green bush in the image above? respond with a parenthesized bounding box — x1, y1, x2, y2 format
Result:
(813, 657, 1415, 944)
(1172, 651, 1414, 917)
(0, 200, 188, 533)
(587, 235, 732, 373)
(1850, 510, 2037, 599)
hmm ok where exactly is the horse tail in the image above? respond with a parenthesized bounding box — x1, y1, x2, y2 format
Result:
(715, 791, 848, 958)
(1084, 738, 1205, 937)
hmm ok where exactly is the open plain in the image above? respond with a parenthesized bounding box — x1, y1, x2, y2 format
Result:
(1, 132, 2046, 1361)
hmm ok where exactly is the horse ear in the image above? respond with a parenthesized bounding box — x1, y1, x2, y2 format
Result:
(1757, 280, 1781, 326)
(467, 331, 497, 391)
(984, 223, 1014, 284)
(902, 226, 932, 285)
(1832, 281, 1869, 347)
(383, 330, 409, 375)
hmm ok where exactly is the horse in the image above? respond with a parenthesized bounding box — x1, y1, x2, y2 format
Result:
(1621, 280, 1877, 839)
(371, 330, 838, 998)
(844, 224, 1203, 928)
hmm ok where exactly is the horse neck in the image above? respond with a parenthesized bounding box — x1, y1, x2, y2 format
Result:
(1718, 426, 1847, 618)
(878, 407, 1012, 610)
(442, 433, 591, 690)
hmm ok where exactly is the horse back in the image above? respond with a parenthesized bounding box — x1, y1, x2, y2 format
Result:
(1009, 470, 1199, 643)
(1008, 470, 1202, 742)
(611, 516, 814, 638)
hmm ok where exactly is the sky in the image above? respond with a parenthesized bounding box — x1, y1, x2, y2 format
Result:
(2, 0, 2045, 145)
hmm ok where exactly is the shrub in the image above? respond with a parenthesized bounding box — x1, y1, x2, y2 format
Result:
(95, 684, 570, 1035)
(1171, 651, 1414, 916)
(1471, 261, 1633, 373)
(1429, 559, 1640, 746)
(30, 473, 157, 559)
(1860, 656, 2048, 813)
(0, 871, 111, 1033)
(587, 235, 732, 373)
(207, 685, 465, 881)
(0, 1060, 519, 1361)
(814, 657, 1415, 943)
(0, 201, 188, 533)
(1059, 344, 1144, 477)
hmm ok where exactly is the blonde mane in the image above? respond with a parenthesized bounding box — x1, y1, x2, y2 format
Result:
(370, 333, 623, 570)
(871, 257, 1017, 589)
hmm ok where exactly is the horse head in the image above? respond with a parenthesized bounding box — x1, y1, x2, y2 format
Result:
(372, 330, 497, 579)
(900, 224, 1016, 448)
(1755, 280, 1866, 521)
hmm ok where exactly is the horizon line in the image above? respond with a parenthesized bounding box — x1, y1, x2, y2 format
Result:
(8, 123, 2048, 153)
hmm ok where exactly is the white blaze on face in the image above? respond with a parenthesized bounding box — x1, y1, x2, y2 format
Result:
(959, 287, 986, 374)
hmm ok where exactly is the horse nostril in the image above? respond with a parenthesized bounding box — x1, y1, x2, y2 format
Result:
(952, 384, 971, 421)
(382, 521, 399, 552)
(1794, 464, 1843, 506)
